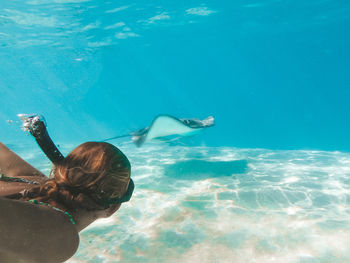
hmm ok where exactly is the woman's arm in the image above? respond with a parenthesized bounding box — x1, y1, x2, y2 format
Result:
(0, 197, 79, 263)
(0, 143, 45, 178)
(0, 143, 47, 197)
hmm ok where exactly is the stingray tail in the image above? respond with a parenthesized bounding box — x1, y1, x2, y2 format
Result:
(101, 134, 132, 142)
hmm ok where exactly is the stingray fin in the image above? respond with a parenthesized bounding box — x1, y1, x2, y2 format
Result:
(131, 115, 214, 147)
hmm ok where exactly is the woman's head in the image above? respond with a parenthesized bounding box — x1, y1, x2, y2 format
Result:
(39, 142, 131, 211)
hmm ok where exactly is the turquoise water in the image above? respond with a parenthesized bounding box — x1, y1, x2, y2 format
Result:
(1, 0, 350, 262)
(1, 0, 350, 150)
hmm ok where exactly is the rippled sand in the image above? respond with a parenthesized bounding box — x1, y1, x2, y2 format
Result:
(61, 143, 350, 263)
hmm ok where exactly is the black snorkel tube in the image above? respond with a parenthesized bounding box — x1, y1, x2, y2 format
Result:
(18, 114, 134, 205)
(18, 114, 64, 165)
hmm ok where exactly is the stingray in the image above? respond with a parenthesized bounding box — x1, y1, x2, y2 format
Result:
(103, 115, 215, 147)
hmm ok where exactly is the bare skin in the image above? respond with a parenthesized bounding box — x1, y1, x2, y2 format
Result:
(71, 203, 121, 232)
(0, 143, 46, 197)
(0, 143, 122, 262)
(0, 197, 79, 263)
(0, 199, 121, 263)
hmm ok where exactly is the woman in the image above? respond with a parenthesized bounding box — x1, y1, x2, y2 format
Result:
(0, 116, 134, 262)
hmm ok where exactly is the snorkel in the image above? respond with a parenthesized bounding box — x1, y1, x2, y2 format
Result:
(18, 114, 64, 164)
(17, 114, 134, 207)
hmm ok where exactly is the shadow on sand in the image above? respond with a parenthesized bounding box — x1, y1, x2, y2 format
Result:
(163, 159, 248, 180)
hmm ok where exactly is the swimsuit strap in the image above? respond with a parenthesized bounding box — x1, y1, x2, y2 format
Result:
(0, 174, 40, 185)
(1, 174, 75, 225)
(28, 199, 75, 225)
(0, 173, 75, 225)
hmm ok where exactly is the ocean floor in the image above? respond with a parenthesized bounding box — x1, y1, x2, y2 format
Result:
(16, 143, 350, 263)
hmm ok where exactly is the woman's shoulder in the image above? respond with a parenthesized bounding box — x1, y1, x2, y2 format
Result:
(0, 197, 79, 263)
(0, 142, 47, 198)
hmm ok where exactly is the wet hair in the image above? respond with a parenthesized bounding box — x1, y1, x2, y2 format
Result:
(24, 142, 131, 211)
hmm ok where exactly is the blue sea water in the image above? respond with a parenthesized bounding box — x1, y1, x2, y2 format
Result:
(1, 0, 350, 262)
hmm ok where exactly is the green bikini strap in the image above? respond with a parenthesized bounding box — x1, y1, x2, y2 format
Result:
(0, 173, 40, 185)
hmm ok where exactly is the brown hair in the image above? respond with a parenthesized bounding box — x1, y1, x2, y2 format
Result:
(25, 142, 131, 211)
